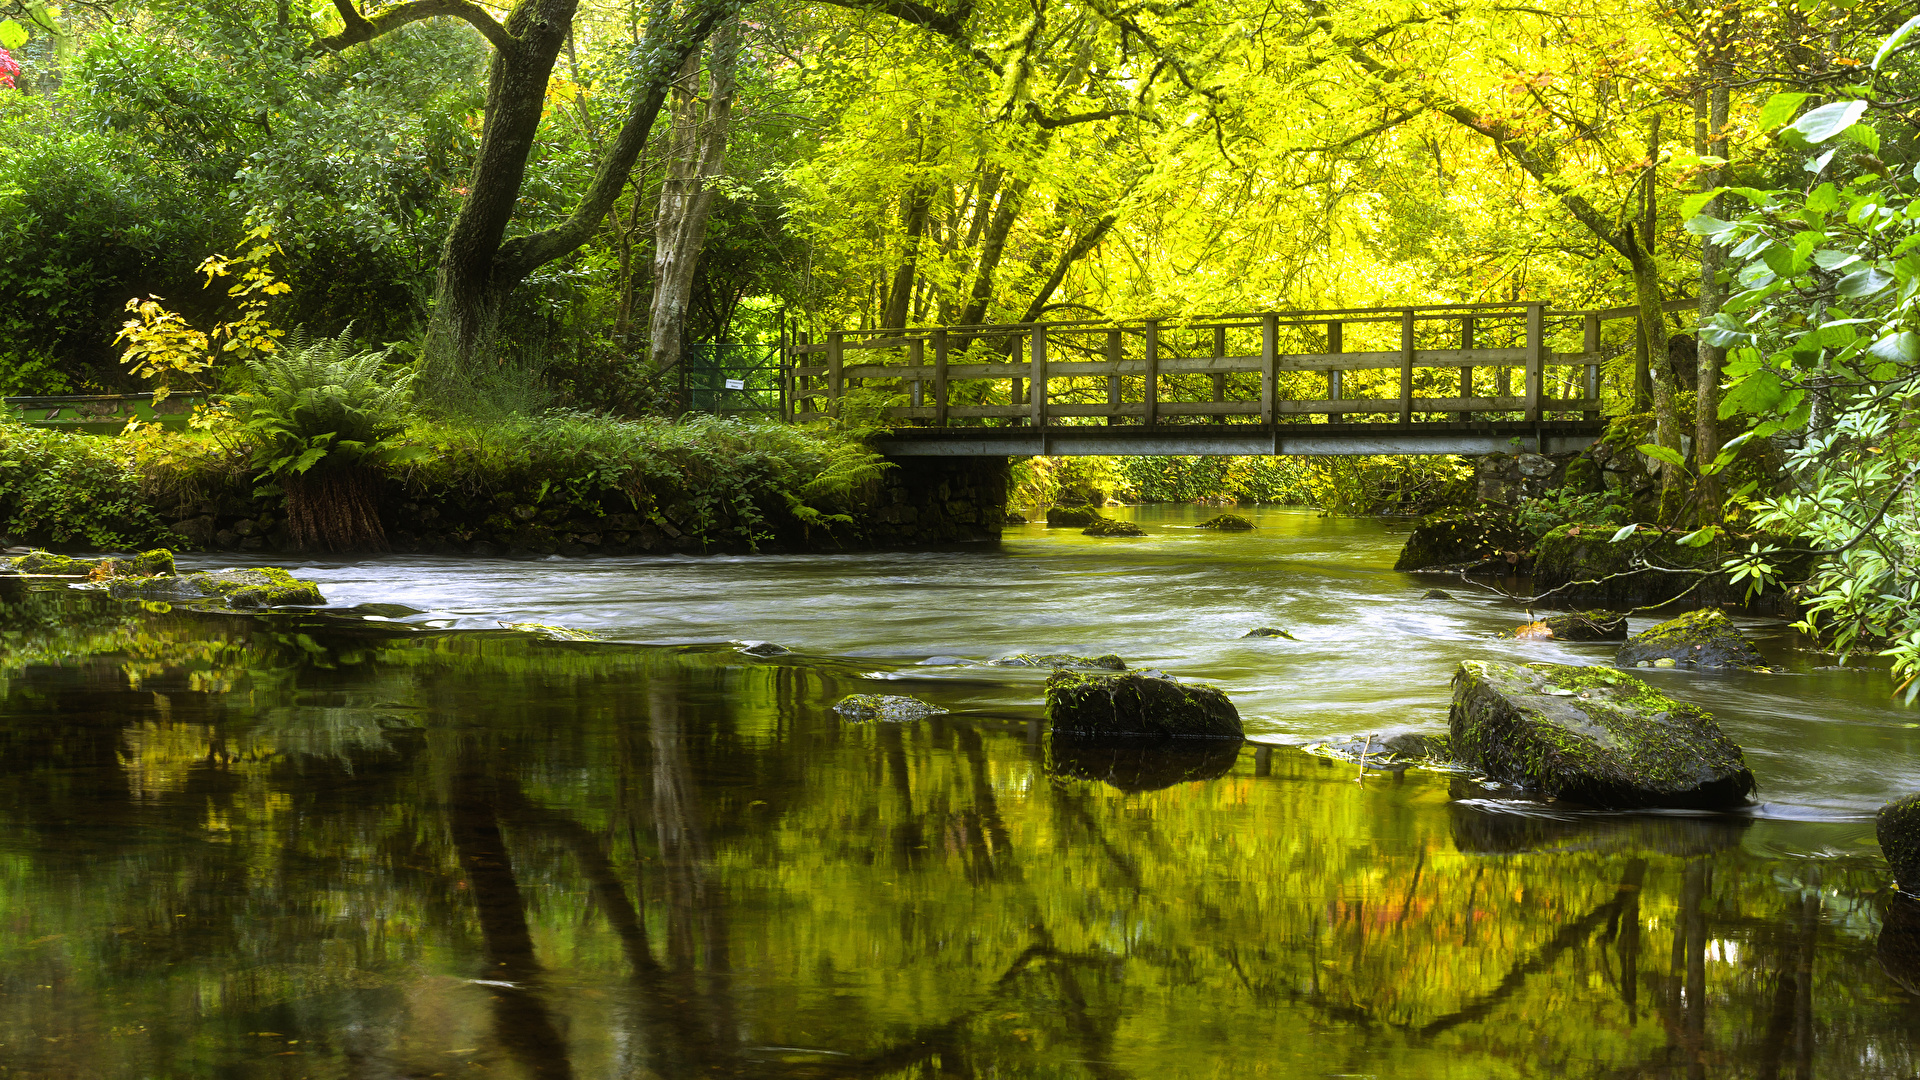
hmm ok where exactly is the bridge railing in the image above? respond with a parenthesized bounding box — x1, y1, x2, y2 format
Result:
(785, 301, 1679, 428)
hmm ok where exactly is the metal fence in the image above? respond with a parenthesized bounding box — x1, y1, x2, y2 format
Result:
(3, 392, 210, 434)
(678, 344, 784, 417)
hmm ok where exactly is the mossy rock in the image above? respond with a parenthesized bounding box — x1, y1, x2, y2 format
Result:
(1531, 523, 1735, 607)
(1045, 670, 1242, 739)
(1082, 518, 1144, 537)
(4, 550, 103, 576)
(1305, 731, 1450, 770)
(833, 694, 947, 722)
(1393, 508, 1527, 571)
(1198, 513, 1255, 531)
(736, 641, 791, 657)
(1616, 609, 1765, 670)
(1447, 659, 1755, 809)
(1005, 512, 1028, 524)
(4, 548, 176, 579)
(1242, 627, 1295, 639)
(990, 653, 1126, 670)
(504, 622, 599, 641)
(108, 567, 325, 609)
(1046, 506, 1103, 528)
(1422, 589, 1454, 600)
(1047, 734, 1243, 792)
(1878, 793, 1920, 895)
(1502, 611, 1627, 642)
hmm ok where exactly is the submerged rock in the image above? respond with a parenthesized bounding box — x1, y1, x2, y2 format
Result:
(1879, 793, 1920, 895)
(833, 694, 947, 722)
(989, 653, 1126, 670)
(1393, 508, 1528, 572)
(1045, 670, 1242, 739)
(1082, 518, 1144, 537)
(736, 641, 791, 657)
(1502, 611, 1628, 642)
(1197, 513, 1255, 532)
(1306, 731, 1450, 769)
(1448, 659, 1755, 809)
(1048, 734, 1243, 792)
(1046, 506, 1103, 528)
(344, 602, 427, 619)
(1242, 627, 1295, 639)
(504, 622, 599, 641)
(1422, 589, 1454, 600)
(1616, 609, 1766, 670)
(108, 567, 325, 608)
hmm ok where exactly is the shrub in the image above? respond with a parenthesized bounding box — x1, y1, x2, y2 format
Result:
(0, 417, 169, 549)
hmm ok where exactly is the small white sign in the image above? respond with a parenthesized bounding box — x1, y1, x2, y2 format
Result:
(724, 378, 746, 390)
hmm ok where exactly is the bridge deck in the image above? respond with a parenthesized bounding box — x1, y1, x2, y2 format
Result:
(785, 299, 1676, 456)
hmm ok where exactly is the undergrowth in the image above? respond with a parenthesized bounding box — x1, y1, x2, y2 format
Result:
(0, 415, 169, 548)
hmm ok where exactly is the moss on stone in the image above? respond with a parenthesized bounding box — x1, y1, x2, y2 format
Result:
(1500, 610, 1627, 642)
(1532, 523, 1731, 607)
(1563, 455, 1602, 494)
(1448, 659, 1755, 809)
(833, 694, 947, 722)
(4, 551, 99, 575)
(108, 566, 324, 608)
(1198, 513, 1255, 531)
(1242, 627, 1295, 639)
(1046, 669, 1242, 739)
(1616, 608, 1766, 670)
(1878, 793, 1920, 895)
(1082, 518, 1144, 537)
(990, 653, 1126, 670)
(1046, 506, 1103, 527)
(1393, 508, 1527, 571)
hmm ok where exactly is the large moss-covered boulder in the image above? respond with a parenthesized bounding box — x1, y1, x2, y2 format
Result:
(1393, 508, 1528, 571)
(1082, 518, 1144, 537)
(1501, 611, 1628, 642)
(3, 549, 176, 579)
(1047, 734, 1243, 792)
(1616, 609, 1766, 670)
(108, 567, 324, 608)
(833, 695, 947, 722)
(1046, 506, 1103, 528)
(1878, 793, 1920, 895)
(990, 653, 1126, 670)
(1046, 670, 1242, 739)
(1533, 524, 1727, 607)
(1448, 660, 1755, 809)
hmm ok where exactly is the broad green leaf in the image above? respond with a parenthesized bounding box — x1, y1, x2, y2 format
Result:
(1763, 241, 1812, 278)
(1720, 369, 1787, 418)
(1868, 332, 1920, 363)
(1681, 188, 1727, 218)
(1874, 14, 1920, 68)
(1685, 214, 1735, 237)
(1790, 101, 1867, 143)
(1845, 123, 1882, 154)
(1837, 267, 1893, 298)
(1638, 443, 1687, 469)
(1806, 183, 1840, 213)
(0, 20, 26, 49)
(1610, 523, 1639, 543)
(1757, 92, 1811, 131)
(1677, 527, 1719, 548)
(1813, 249, 1860, 271)
(1806, 149, 1836, 174)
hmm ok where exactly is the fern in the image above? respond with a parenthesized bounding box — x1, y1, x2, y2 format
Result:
(228, 326, 421, 480)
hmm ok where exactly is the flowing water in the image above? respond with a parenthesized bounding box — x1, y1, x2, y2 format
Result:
(2, 505, 1917, 1078)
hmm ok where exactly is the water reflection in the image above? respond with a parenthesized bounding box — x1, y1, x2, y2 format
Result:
(0, 589, 1917, 1077)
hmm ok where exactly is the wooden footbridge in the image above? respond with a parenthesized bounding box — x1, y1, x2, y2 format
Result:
(782, 300, 1682, 456)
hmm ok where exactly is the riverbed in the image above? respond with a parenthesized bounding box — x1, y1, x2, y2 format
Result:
(1, 504, 1914, 1077)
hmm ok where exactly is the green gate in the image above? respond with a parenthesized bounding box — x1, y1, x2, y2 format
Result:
(678, 344, 784, 418)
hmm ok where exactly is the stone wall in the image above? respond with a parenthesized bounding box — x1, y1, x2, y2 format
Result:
(1473, 442, 1653, 507)
(862, 455, 1011, 546)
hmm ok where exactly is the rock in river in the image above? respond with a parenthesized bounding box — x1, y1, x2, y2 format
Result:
(1046, 505, 1103, 528)
(1878, 793, 1920, 895)
(737, 641, 791, 657)
(1046, 670, 1242, 739)
(1448, 659, 1755, 809)
(1082, 518, 1145, 537)
(1502, 611, 1627, 642)
(108, 567, 325, 608)
(1197, 513, 1255, 531)
(834, 695, 947, 722)
(1616, 609, 1766, 671)
(1242, 627, 1295, 639)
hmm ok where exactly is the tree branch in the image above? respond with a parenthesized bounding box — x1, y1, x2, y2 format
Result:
(317, 0, 519, 54)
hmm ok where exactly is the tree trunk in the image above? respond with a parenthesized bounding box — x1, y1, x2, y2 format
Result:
(882, 185, 932, 329)
(958, 176, 1030, 327)
(1017, 213, 1116, 323)
(648, 19, 741, 377)
(1695, 49, 1732, 522)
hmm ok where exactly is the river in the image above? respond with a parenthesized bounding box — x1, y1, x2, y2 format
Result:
(1, 504, 1915, 1077)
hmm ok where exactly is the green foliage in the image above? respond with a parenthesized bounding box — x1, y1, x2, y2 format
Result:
(227, 328, 419, 481)
(1685, 72, 1920, 699)
(0, 415, 168, 548)
(401, 413, 887, 550)
(1516, 489, 1631, 542)
(1011, 456, 1131, 507)
(1113, 456, 1313, 505)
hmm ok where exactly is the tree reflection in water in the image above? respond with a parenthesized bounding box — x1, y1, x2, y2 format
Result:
(0, 591, 1916, 1078)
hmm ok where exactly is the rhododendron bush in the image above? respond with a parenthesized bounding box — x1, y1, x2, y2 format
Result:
(0, 49, 20, 91)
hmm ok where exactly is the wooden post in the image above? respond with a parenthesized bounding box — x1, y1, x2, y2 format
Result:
(1582, 313, 1601, 421)
(1105, 328, 1121, 425)
(1261, 314, 1278, 426)
(1399, 308, 1415, 424)
(933, 328, 949, 427)
(1010, 333, 1024, 408)
(1327, 321, 1344, 425)
(1144, 319, 1160, 427)
(909, 337, 925, 409)
(1030, 324, 1047, 429)
(1525, 303, 1545, 423)
(828, 332, 844, 420)
(1458, 316, 1474, 422)
(1210, 324, 1226, 422)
